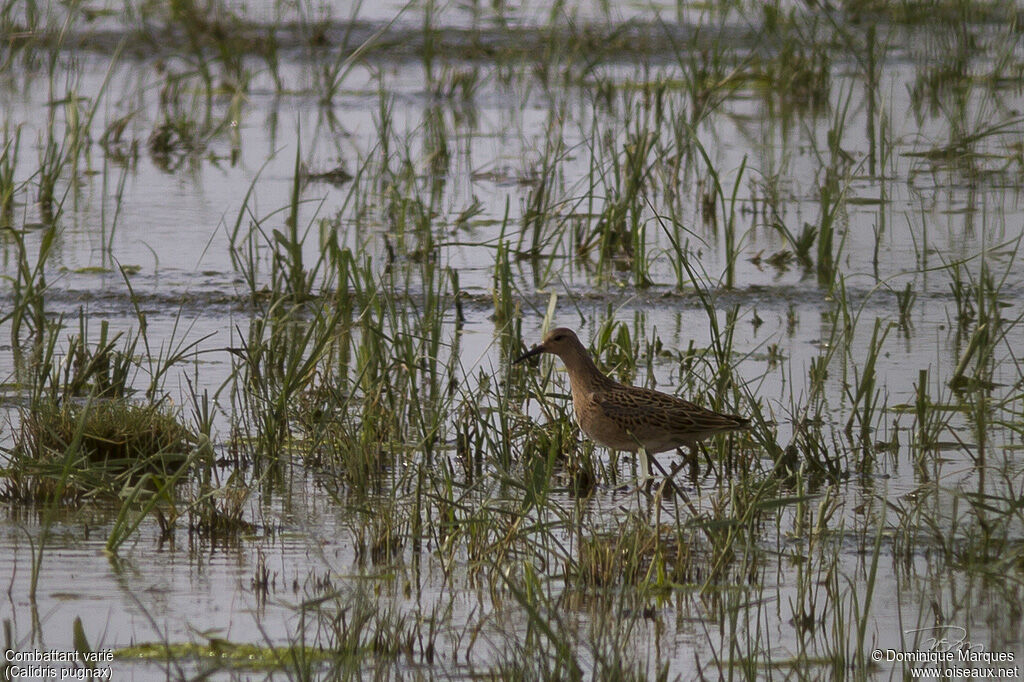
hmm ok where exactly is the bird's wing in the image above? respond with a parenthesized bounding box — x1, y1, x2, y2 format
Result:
(593, 387, 747, 432)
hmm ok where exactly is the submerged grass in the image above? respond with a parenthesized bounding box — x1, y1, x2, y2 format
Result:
(3, 0, 1024, 678)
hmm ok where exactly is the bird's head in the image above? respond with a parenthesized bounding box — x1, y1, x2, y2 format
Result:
(513, 327, 581, 364)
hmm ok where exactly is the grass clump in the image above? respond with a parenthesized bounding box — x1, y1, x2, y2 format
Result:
(573, 519, 660, 589)
(28, 399, 195, 468)
(4, 399, 196, 502)
(571, 516, 702, 590)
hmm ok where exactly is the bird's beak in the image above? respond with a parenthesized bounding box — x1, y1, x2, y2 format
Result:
(513, 344, 546, 364)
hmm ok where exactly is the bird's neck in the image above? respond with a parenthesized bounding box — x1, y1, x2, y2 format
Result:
(562, 348, 614, 391)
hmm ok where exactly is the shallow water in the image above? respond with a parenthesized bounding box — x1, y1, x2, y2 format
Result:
(3, 0, 1024, 679)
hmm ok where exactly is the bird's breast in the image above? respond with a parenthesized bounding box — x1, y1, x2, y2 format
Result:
(571, 387, 641, 452)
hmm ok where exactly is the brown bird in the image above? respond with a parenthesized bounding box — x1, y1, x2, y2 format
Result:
(515, 327, 749, 480)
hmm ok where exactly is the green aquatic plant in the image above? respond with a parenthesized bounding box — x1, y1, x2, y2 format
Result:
(6, 398, 196, 501)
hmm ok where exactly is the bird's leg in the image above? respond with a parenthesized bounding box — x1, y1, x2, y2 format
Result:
(638, 446, 652, 482)
(621, 448, 658, 497)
